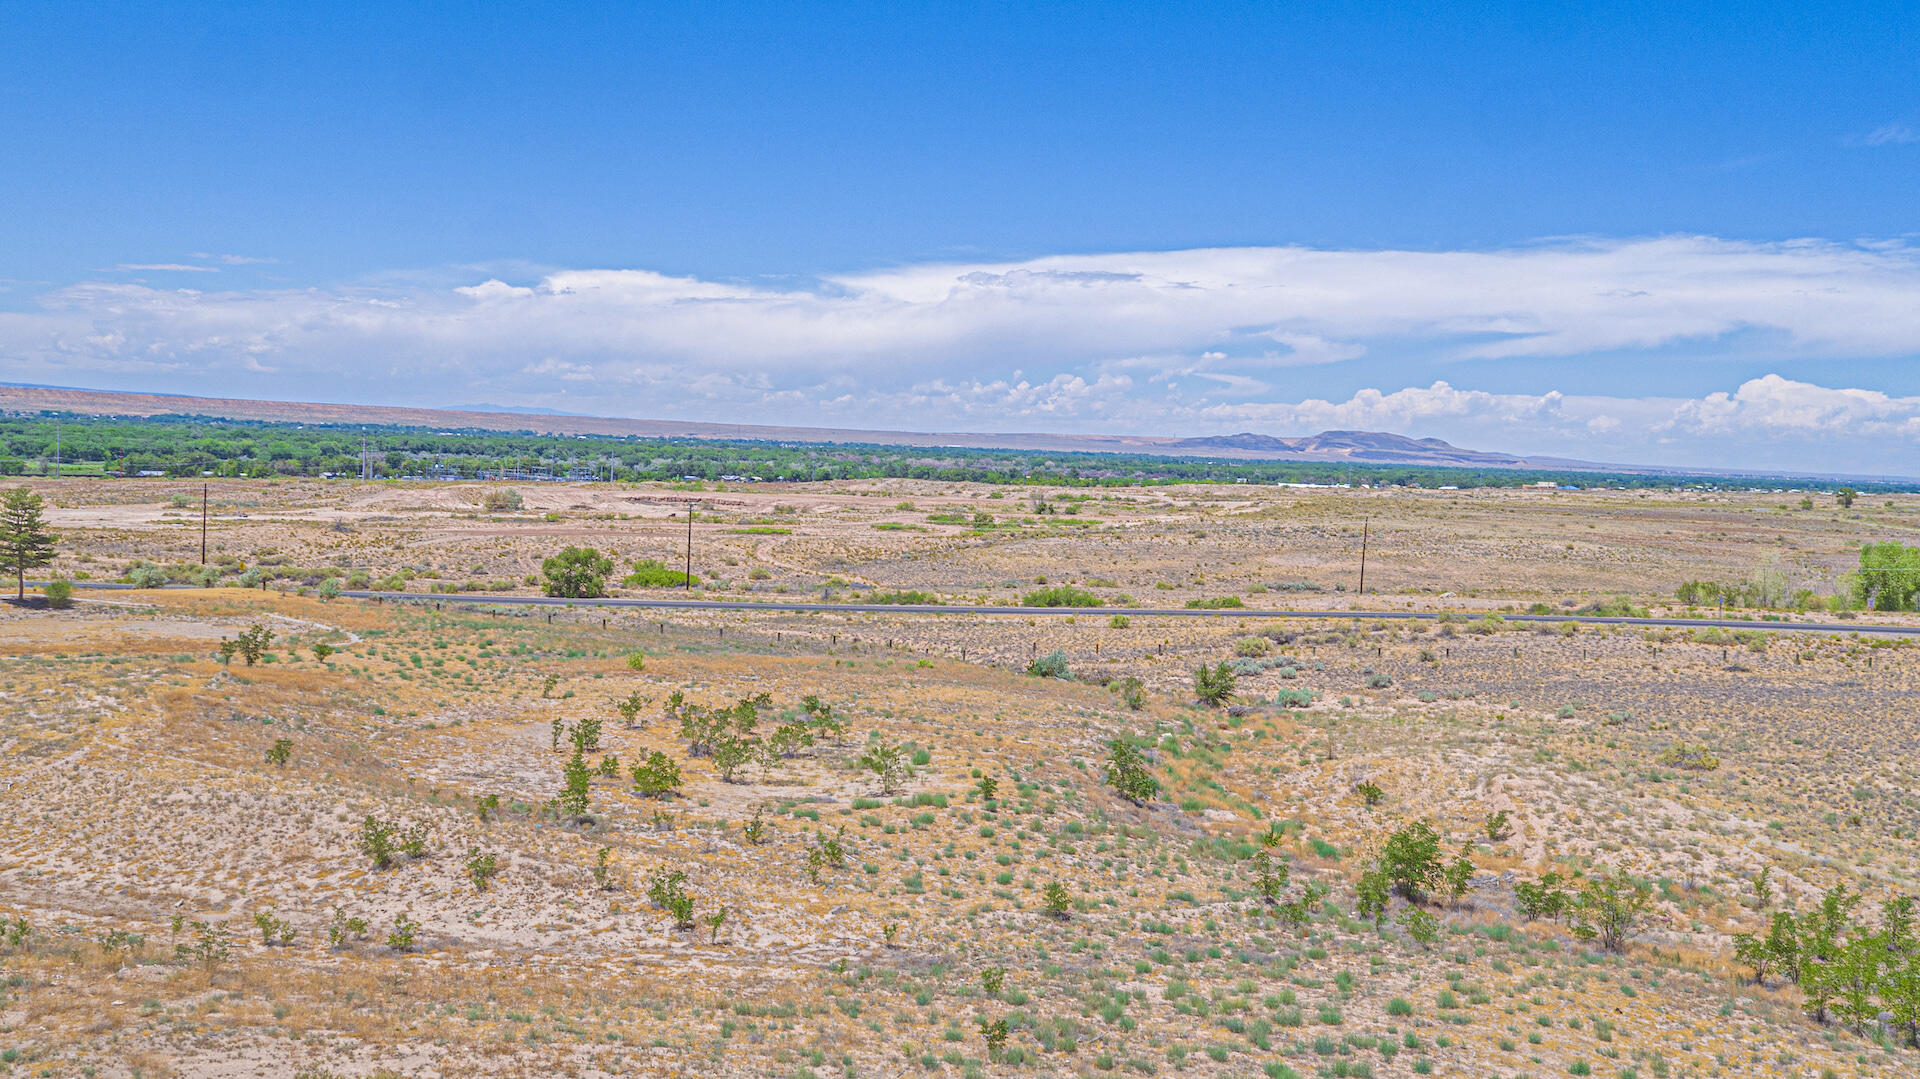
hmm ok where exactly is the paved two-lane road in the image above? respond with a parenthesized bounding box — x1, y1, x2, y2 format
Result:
(40, 580, 1914, 635)
(331, 588, 1920, 636)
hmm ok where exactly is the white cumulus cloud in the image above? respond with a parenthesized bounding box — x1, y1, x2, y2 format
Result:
(7, 236, 1920, 471)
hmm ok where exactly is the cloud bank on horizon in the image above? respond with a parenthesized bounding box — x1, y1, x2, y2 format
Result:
(6, 234, 1920, 474)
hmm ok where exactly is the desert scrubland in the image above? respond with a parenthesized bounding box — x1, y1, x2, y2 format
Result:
(4, 477, 1919, 1078)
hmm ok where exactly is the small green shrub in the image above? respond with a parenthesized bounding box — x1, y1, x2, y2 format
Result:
(624, 558, 698, 588)
(1022, 586, 1103, 608)
(1026, 649, 1072, 679)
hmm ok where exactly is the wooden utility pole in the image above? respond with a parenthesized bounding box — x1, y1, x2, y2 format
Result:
(200, 484, 208, 565)
(684, 505, 695, 589)
(1357, 516, 1370, 595)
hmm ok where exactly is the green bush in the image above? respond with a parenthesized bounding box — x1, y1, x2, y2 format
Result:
(126, 562, 169, 589)
(865, 589, 942, 605)
(482, 488, 523, 511)
(42, 578, 72, 608)
(1234, 635, 1272, 656)
(624, 558, 698, 588)
(1182, 591, 1244, 610)
(1184, 596, 1245, 609)
(542, 546, 613, 598)
(1027, 649, 1072, 679)
(1193, 662, 1236, 707)
(1022, 586, 1103, 608)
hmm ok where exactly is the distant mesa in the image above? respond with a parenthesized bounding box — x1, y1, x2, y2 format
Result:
(447, 403, 592, 417)
(1169, 430, 1531, 467)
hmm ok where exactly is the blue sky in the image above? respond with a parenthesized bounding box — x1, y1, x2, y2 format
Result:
(3, 2, 1918, 470)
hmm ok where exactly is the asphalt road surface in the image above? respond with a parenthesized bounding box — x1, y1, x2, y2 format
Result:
(328, 589, 1920, 636)
(41, 581, 1915, 635)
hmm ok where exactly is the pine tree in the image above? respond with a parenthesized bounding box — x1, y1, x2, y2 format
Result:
(0, 487, 57, 601)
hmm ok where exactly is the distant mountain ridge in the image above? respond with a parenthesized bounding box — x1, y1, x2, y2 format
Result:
(1170, 430, 1534, 466)
(0, 381, 1673, 475)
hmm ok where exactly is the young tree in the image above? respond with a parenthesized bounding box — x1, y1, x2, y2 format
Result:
(614, 691, 648, 727)
(541, 546, 614, 599)
(1104, 738, 1158, 803)
(1514, 872, 1572, 922)
(1483, 810, 1513, 842)
(977, 1016, 1010, 1059)
(1886, 950, 1920, 1048)
(647, 868, 697, 929)
(1856, 541, 1920, 610)
(742, 806, 770, 845)
(711, 732, 755, 782)
(1355, 869, 1392, 925)
(466, 849, 501, 893)
(569, 714, 604, 753)
(629, 750, 682, 798)
(0, 487, 57, 600)
(1836, 933, 1886, 1030)
(1800, 947, 1840, 1024)
(1397, 906, 1440, 946)
(252, 910, 295, 946)
(1042, 880, 1073, 918)
(387, 912, 420, 953)
(1441, 844, 1476, 904)
(557, 749, 593, 820)
(1885, 895, 1915, 955)
(1764, 910, 1803, 984)
(1251, 849, 1290, 903)
(858, 736, 914, 793)
(1378, 820, 1445, 901)
(231, 624, 274, 666)
(1572, 872, 1653, 952)
(1193, 661, 1236, 707)
(1836, 487, 1858, 509)
(358, 816, 400, 869)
